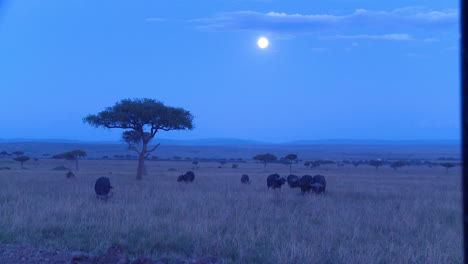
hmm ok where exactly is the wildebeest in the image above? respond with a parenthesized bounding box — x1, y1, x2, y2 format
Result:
(267, 174, 286, 189)
(241, 174, 251, 184)
(177, 171, 195, 183)
(95, 177, 113, 200)
(311, 174, 326, 193)
(298, 174, 327, 194)
(287, 174, 300, 188)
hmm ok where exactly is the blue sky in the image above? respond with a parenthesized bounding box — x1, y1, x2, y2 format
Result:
(0, 0, 459, 143)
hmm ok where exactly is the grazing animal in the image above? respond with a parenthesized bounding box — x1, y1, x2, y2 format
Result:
(311, 174, 326, 193)
(287, 174, 300, 188)
(95, 177, 113, 200)
(267, 174, 286, 189)
(298, 175, 313, 193)
(241, 174, 251, 184)
(177, 171, 195, 183)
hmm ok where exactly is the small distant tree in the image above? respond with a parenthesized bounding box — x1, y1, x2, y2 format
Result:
(12, 151, 24, 156)
(253, 154, 277, 171)
(84, 98, 194, 180)
(440, 162, 455, 173)
(284, 154, 298, 172)
(390, 161, 406, 171)
(232, 163, 239, 169)
(219, 160, 227, 167)
(352, 161, 360, 168)
(0, 151, 9, 157)
(368, 160, 383, 171)
(53, 150, 87, 171)
(14, 156, 30, 169)
(304, 161, 311, 168)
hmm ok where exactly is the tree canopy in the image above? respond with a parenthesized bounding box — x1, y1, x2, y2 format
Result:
(53, 150, 87, 170)
(84, 98, 194, 180)
(13, 156, 30, 169)
(253, 154, 277, 170)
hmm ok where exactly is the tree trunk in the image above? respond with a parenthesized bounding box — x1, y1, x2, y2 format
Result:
(136, 142, 148, 180)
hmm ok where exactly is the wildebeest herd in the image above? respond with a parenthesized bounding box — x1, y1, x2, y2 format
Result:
(94, 171, 326, 199)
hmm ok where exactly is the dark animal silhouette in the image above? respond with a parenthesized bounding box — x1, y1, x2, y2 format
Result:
(267, 174, 286, 189)
(311, 174, 326, 193)
(287, 174, 300, 188)
(241, 174, 251, 184)
(298, 175, 313, 193)
(298, 174, 327, 194)
(95, 177, 113, 200)
(177, 171, 195, 183)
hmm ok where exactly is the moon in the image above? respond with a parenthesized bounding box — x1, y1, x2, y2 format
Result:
(257, 37, 269, 49)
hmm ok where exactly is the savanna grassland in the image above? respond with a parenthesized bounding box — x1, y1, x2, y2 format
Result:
(0, 144, 463, 264)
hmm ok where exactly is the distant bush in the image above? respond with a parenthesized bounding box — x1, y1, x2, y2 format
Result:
(232, 164, 239, 169)
(102, 155, 109, 160)
(66, 171, 75, 178)
(52, 165, 70, 171)
(168, 168, 177, 172)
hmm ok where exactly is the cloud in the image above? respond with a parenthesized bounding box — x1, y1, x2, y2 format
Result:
(146, 18, 167, 22)
(311, 47, 329, 52)
(321, 33, 439, 42)
(445, 46, 459, 51)
(193, 7, 458, 37)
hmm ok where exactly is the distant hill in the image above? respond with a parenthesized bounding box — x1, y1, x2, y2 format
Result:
(288, 139, 461, 145)
(0, 137, 460, 146)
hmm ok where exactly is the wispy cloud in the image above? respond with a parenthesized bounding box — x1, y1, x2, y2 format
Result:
(193, 7, 458, 40)
(311, 47, 329, 52)
(146, 18, 167, 22)
(321, 33, 439, 42)
(445, 46, 459, 52)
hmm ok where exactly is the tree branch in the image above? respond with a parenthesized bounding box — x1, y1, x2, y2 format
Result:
(147, 143, 161, 153)
(128, 145, 141, 155)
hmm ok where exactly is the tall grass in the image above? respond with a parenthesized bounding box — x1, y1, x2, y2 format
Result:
(0, 159, 462, 263)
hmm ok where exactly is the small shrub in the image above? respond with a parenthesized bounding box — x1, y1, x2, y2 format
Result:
(66, 171, 75, 178)
(232, 164, 239, 169)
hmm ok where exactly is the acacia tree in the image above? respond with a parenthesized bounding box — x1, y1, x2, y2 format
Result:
(369, 160, 384, 171)
(284, 154, 298, 172)
(84, 98, 194, 180)
(253, 154, 277, 171)
(440, 162, 456, 173)
(53, 150, 87, 170)
(14, 156, 29, 169)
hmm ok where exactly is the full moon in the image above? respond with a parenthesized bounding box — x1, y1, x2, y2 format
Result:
(257, 37, 269, 49)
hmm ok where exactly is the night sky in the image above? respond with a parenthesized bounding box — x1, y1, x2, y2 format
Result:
(0, 0, 459, 142)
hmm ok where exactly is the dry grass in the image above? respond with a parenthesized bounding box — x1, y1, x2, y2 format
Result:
(0, 158, 462, 264)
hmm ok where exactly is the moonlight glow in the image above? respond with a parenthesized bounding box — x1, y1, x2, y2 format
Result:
(257, 37, 269, 49)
